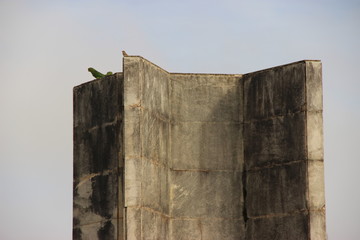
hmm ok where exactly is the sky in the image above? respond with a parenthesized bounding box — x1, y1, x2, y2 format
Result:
(0, 0, 359, 239)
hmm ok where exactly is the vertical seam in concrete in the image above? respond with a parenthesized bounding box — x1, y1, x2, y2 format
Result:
(121, 69, 126, 240)
(72, 87, 76, 240)
(116, 74, 119, 240)
(122, 58, 127, 240)
(117, 131, 120, 240)
(198, 219, 203, 240)
(168, 73, 171, 240)
(241, 76, 248, 237)
(304, 62, 311, 240)
(139, 58, 143, 240)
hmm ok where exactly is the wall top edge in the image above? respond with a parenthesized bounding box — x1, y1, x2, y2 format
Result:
(242, 59, 321, 76)
(74, 57, 321, 89)
(123, 56, 242, 77)
(171, 72, 242, 77)
(123, 55, 170, 74)
(73, 72, 123, 90)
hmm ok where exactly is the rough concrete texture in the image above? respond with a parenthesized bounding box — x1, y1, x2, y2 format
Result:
(169, 73, 244, 240)
(243, 61, 326, 240)
(123, 57, 170, 239)
(73, 73, 124, 239)
(73, 57, 326, 239)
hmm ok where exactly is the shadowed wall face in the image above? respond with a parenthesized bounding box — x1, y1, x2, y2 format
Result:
(123, 57, 170, 239)
(73, 57, 325, 239)
(123, 58, 244, 239)
(73, 73, 124, 239)
(243, 61, 325, 240)
(169, 73, 244, 239)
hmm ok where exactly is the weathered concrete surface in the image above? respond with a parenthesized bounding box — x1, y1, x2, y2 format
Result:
(170, 74, 243, 171)
(121, 58, 245, 239)
(123, 57, 171, 239)
(306, 61, 326, 240)
(243, 61, 326, 240)
(169, 73, 244, 240)
(73, 57, 325, 239)
(246, 213, 309, 240)
(73, 73, 124, 239)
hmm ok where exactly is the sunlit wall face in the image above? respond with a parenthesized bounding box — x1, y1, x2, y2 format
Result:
(0, 0, 359, 239)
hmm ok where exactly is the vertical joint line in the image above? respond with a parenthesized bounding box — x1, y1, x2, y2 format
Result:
(122, 58, 126, 240)
(304, 63, 311, 239)
(139, 58, 143, 240)
(241, 77, 248, 229)
(242, 170, 249, 225)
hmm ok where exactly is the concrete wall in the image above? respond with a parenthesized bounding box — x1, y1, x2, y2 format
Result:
(169, 73, 244, 239)
(243, 61, 326, 239)
(73, 73, 124, 239)
(123, 57, 170, 239)
(73, 56, 325, 239)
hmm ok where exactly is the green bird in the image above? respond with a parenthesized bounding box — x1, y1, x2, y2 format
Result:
(88, 67, 113, 79)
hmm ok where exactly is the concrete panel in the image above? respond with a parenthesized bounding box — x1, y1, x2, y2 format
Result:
(142, 160, 164, 213)
(125, 206, 170, 240)
(171, 122, 243, 171)
(246, 162, 307, 217)
(170, 219, 202, 240)
(124, 56, 171, 239)
(310, 210, 327, 240)
(73, 219, 119, 240)
(171, 74, 242, 122)
(125, 207, 141, 240)
(141, 59, 170, 118)
(88, 173, 119, 219)
(124, 112, 141, 159)
(244, 112, 306, 170)
(124, 57, 142, 160)
(246, 213, 309, 240)
(123, 57, 142, 107)
(243, 60, 325, 239)
(168, 72, 244, 239)
(73, 123, 121, 179)
(307, 111, 324, 160)
(170, 170, 242, 218)
(73, 73, 124, 240)
(73, 171, 119, 226)
(306, 61, 323, 112)
(73, 176, 102, 227)
(308, 161, 326, 210)
(243, 62, 305, 121)
(141, 109, 169, 166)
(124, 158, 142, 207)
(306, 61, 326, 238)
(170, 219, 245, 240)
(142, 209, 169, 240)
(74, 73, 123, 129)
(201, 218, 245, 240)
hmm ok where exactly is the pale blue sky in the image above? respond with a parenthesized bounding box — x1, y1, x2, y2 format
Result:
(1, 0, 359, 239)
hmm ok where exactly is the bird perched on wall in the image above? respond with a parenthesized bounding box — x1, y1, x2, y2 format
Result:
(122, 50, 129, 57)
(88, 67, 113, 79)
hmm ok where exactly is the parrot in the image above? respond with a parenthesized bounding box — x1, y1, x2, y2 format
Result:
(88, 67, 113, 79)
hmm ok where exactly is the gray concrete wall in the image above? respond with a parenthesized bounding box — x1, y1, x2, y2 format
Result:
(73, 56, 325, 239)
(169, 73, 244, 239)
(243, 61, 326, 240)
(73, 73, 124, 239)
(123, 57, 170, 239)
